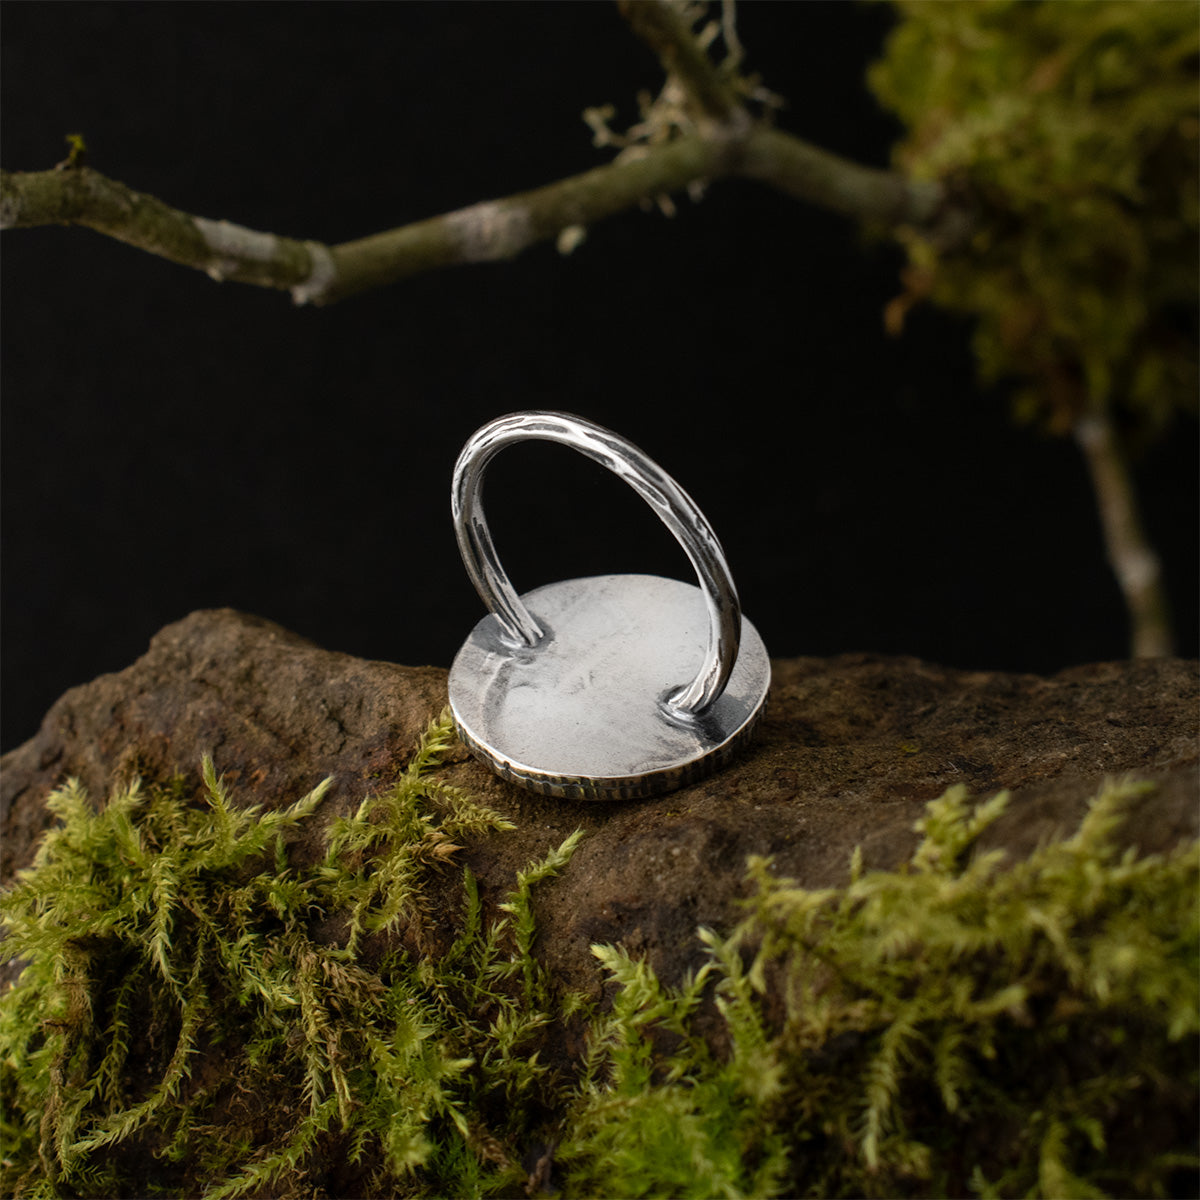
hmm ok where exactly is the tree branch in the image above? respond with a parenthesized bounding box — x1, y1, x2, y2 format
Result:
(326, 133, 723, 304)
(0, 138, 723, 305)
(740, 127, 941, 227)
(1, 124, 941, 306)
(616, 0, 742, 125)
(0, 164, 321, 292)
(1073, 412, 1174, 657)
(1, 0, 954, 303)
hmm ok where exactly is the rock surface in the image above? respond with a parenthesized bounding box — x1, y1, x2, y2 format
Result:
(2, 608, 1197, 994)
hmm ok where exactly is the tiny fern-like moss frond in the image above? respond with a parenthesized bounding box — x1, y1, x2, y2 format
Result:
(500, 829, 585, 1006)
(72, 944, 208, 1156)
(426, 780, 517, 836)
(912, 784, 1010, 874)
(1067, 776, 1156, 857)
(404, 707, 459, 779)
(859, 1002, 925, 1169)
(204, 1096, 342, 1200)
(697, 926, 781, 1104)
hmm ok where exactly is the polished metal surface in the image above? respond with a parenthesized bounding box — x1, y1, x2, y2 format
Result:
(448, 411, 770, 800)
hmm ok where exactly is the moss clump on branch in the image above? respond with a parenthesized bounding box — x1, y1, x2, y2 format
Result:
(871, 0, 1199, 440)
(1, 712, 1196, 1198)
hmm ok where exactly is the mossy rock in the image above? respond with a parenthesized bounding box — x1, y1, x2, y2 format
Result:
(1, 610, 1196, 1197)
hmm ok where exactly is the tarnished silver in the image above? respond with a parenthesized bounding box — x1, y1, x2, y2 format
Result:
(447, 411, 769, 800)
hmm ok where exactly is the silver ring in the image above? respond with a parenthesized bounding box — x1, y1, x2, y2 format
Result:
(451, 411, 741, 716)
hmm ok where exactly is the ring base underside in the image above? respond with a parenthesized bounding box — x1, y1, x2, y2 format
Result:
(447, 574, 770, 801)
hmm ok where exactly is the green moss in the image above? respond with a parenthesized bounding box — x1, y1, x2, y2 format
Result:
(557, 779, 1198, 1199)
(0, 712, 572, 1198)
(870, 0, 1198, 440)
(1, 713, 1196, 1198)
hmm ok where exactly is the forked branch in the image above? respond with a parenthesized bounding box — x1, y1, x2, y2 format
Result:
(0, 1, 943, 306)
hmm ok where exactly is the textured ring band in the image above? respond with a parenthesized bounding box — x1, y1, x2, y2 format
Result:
(451, 411, 742, 716)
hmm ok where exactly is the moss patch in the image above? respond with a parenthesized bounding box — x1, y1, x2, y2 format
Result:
(871, 0, 1198, 439)
(1, 712, 1196, 1198)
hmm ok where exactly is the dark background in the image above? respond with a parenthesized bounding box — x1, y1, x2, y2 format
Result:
(3, 1, 1196, 753)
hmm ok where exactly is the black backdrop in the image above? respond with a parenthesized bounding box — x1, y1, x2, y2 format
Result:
(3, 1, 1196, 753)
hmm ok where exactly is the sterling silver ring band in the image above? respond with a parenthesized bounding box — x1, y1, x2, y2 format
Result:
(450, 411, 742, 716)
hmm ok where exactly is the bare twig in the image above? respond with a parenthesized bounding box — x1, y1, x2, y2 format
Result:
(0, 123, 940, 306)
(0, 164, 321, 293)
(1073, 412, 1174, 657)
(0, 137, 722, 305)
(740, 127, 941, 227)
(326, 134, 723, 304)
(0, 0, 949, 305)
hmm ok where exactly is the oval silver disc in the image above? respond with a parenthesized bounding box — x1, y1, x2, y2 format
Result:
(448, 573, 770, 800)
